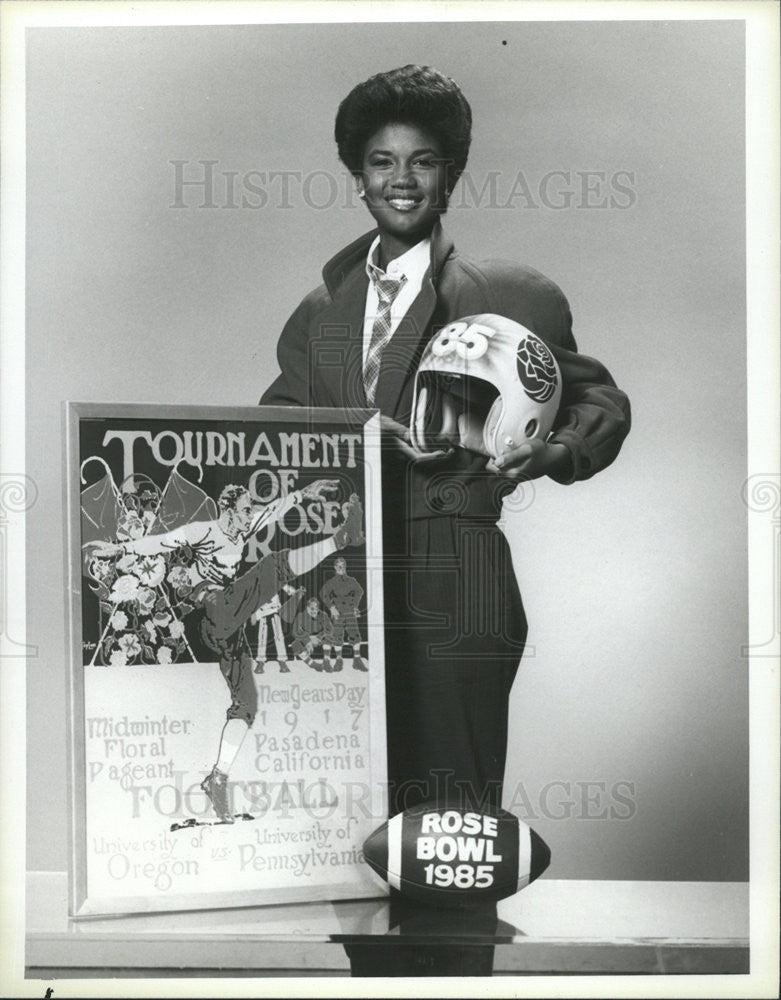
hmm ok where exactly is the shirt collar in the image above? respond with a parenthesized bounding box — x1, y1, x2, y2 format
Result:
(321, 221, 453, 298)
(365, 236, 431, 285)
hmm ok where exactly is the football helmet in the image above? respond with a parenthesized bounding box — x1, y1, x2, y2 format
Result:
(409, 314, 563, 459)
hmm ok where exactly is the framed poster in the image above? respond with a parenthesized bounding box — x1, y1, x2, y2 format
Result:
(64, 402, 387, 916)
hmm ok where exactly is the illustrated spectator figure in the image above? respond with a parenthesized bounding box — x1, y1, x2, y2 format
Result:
(251, 583, 302, 674)
(290, 597, 334, 671)
(320, 557, 366, 672)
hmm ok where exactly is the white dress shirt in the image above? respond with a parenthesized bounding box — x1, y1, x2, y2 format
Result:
(362, 236, 432, 369)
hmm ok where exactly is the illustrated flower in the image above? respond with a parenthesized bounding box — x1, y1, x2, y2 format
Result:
(109, 648, 128, 667)
(153, 611, 172, 628)
(168, 619, 185, 639)
(516, 337, 558, 402)
(143, 620, 157, 643)
(116, 512, 145, 541)
(136, 555, 165, 588)
(156, 646, 173, 664)
(136, 587, 156, 614)
(118, 633, 142, 660)
(110, 574, 140, 603)
(116, 551, 140, 574)
(167, 565, 190, 590)
(90, 557, 114, 583)
(110, 610, 129, 631)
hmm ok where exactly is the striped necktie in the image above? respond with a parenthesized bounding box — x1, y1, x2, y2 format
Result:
(364, 272, 407, 405)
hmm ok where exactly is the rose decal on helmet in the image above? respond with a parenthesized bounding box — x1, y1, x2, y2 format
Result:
(516, 336, 558, 402)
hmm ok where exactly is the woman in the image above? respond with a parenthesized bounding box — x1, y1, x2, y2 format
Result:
(261, 65, 630, 975)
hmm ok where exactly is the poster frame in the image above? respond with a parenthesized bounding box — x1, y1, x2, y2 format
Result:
(63, 400, 387, 918)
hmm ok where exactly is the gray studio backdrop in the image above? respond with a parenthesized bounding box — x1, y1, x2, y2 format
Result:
(26, 21, 747, 879)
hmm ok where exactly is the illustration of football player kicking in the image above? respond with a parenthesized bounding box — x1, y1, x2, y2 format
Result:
(320, 556, 366, 671)
(85, 481, 365, 822)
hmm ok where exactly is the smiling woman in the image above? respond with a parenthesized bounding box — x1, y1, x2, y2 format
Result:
(356, 123, 448, 263)
(335, 67, 469, 265)
(260, 62, 631, 978)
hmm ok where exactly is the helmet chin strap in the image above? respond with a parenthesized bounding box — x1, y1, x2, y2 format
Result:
(410, 385, 454, 461)
(482, 395, 505, 458)
(438, 394, 461, 445)
(457, 412, 490, 455)
(420, 381, 491, 456)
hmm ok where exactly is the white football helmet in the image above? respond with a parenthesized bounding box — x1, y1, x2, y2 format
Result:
(409, 314, 562, 459)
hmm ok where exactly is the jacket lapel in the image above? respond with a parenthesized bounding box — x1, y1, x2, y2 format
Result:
(318, 223, 455, 418)
(312, 265, 370, 408)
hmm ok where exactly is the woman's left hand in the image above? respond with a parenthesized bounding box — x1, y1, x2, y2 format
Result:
(486, 439, 572, 481)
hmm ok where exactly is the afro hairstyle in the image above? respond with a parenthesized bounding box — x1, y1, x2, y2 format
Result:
(334, 65, 472, 193)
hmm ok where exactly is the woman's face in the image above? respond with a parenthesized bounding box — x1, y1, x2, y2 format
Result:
(357, 122, 448, 257)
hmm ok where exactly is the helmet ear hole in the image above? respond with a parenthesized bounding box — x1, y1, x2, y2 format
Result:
(524, 419, 538, 438)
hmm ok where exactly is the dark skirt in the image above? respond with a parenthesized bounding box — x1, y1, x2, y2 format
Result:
(381, 514, 527, 816)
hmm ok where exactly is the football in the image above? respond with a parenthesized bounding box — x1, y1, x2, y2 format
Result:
(362, 802, 551, 906)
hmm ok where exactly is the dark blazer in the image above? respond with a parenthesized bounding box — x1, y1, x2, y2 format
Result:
(262, 224, 631, 829)
(262, 223, 631, 521)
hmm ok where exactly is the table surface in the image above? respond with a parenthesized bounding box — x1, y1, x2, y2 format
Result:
(25, 872, 749, 976)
